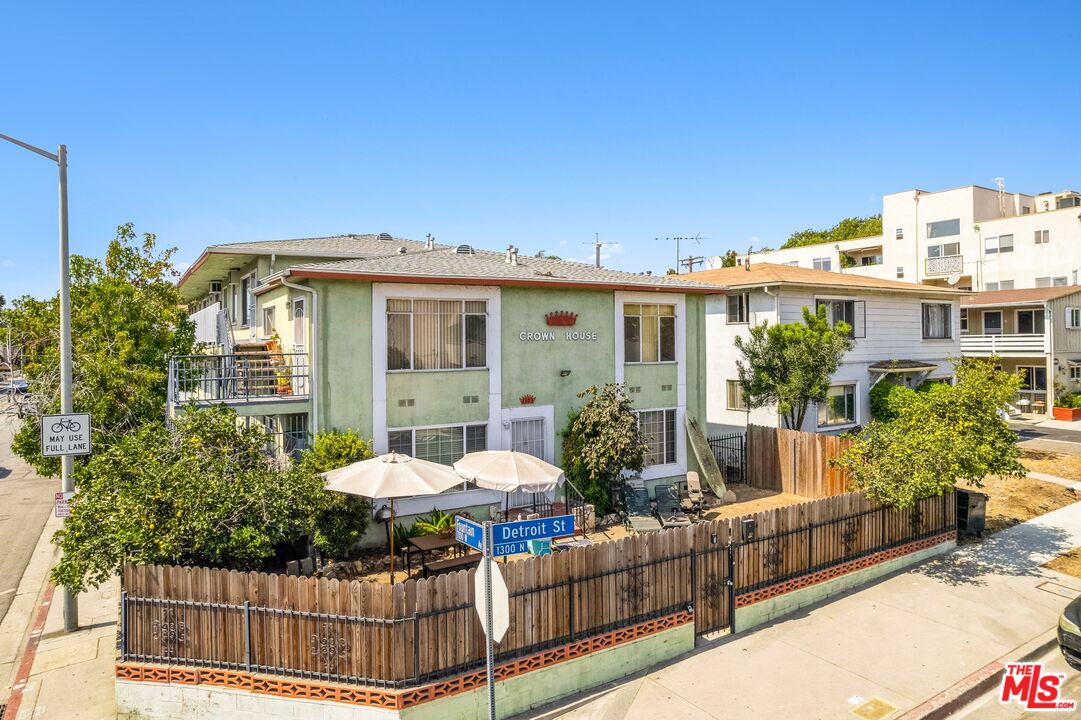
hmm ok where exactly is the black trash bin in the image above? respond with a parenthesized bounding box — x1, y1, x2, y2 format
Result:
(956, 488, 987, 536)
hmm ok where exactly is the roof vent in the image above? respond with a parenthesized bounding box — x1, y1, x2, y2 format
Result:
(378, 232, 393, 242)
(397, 246, 407, 254)
(455, 245, 474, 255)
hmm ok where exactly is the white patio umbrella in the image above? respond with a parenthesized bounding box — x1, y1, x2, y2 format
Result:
(454, 451, 565, 529)
(323, 452, 465, 582)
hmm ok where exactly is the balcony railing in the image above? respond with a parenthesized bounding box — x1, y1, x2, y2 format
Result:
(924, 254, 963, 276)
(188, 303, 222, 345)
(168, 352, 309, 405)
(960, 333, 1048, 356)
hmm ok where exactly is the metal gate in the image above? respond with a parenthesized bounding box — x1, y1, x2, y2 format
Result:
(708, 432, 746, 485)
(692, 544, 735, 635)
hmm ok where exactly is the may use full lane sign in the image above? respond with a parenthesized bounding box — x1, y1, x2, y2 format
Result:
(40, 413, 92, 457)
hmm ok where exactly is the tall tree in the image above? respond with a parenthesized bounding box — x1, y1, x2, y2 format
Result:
(52, 406, 328, 592)
(561, 384, 648, 515)
(833, 359, 1024, 508)
(735, 305, 854, 429)
(781, 214, 883, 250)
(720, 250, 738, 267)
(7, 224, 194, 474)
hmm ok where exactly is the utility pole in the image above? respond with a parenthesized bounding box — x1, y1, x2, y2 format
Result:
(679, 255, 706, 273)
(0, 133, 77, 632)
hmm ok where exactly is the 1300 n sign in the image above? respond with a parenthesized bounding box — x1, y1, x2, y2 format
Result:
(40, 412, 92, 457)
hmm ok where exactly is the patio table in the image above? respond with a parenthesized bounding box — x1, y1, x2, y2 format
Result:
(405, 533, 462, 576)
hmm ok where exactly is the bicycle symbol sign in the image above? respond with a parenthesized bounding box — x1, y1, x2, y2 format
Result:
(40, 412, 92, 457)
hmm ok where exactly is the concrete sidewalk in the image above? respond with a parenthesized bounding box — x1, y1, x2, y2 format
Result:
(0, 509, 118, 719)
(523, 500, 1081, 720)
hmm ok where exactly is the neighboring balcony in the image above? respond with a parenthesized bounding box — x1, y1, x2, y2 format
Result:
(960, 333, 1049, 357)
(924, 254, 963, 276)
(168, 352, 310, 407)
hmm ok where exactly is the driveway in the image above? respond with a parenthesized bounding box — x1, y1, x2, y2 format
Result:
(0, 408, 55, 626)
(1011, 422, 1081, 448)
(520, 501, 1081, 720)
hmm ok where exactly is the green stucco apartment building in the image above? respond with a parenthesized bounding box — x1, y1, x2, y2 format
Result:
(174, 234, 719, 520)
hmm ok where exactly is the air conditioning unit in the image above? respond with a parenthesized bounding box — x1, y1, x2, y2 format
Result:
(210, 280, 223, 293)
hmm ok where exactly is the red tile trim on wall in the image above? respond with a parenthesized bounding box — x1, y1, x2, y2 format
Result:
(734, 531, 956, 609)
(115, 610, 694, 711)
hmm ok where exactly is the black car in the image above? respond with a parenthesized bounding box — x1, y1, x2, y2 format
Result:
(1059, 596, 1081, 670)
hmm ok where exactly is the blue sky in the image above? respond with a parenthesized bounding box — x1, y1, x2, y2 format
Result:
(2, 2, 1079, 299)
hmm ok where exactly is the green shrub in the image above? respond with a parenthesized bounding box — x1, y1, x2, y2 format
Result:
(296, 429, 376, 559)
(869, 381, 917, 421)
(1057, 393, 1081, 409)
(412, 508, 455, 535)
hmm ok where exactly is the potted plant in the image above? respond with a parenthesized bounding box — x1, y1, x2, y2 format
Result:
(1054, 393, 1081, 421)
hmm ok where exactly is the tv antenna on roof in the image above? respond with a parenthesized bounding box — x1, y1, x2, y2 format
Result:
(582, 233, 617, 268)
(657, 234, 708, 274)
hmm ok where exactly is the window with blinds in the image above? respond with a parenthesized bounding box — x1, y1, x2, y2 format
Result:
(387, 299, 487, 370)
(388, 424, 487, 467)
(624, 304, 676, 363)
(638, 409, 676, 467)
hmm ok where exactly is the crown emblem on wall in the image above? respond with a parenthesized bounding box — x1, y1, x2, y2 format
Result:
(544, 311, 578, 326)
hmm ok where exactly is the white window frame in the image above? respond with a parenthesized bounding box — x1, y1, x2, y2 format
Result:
(812, 257, 832, 272)
(817, 383, 858, 429)
(292, 297, 306, 349)
(1067, 307, 1081, 330)
(262, 306, 276, 337)
(387, 421, 488, 469)
(921, 302, 953, 340)
(500, 405, 556, 464)
(927, 241, 961, 258)
(1071, 365, 1081, 382)
(814, 296, 865, 339)
(960, 308, 969, 333)
(636, 407, 678, 468)
(1035, 229, 1050, 245)
(240, 272, 255, 327)
(386, 298, 489, 372)
(623, 302, 677, 364)
(726, 293, 749, 324)
(371, 283, 502, 456)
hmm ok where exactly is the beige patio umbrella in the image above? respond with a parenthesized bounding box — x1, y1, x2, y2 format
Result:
(454, 451, 566, 538)
(323, 452, 465, 582)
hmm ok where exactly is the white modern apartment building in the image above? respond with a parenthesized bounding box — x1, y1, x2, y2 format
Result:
(687, 263, 962, 435)
(716, 184, 1081, 292)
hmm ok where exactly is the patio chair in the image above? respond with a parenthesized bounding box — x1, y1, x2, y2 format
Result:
(654, 484, 692, 528)
(680, 471, 704, 517)
(622, 487, 662, 534)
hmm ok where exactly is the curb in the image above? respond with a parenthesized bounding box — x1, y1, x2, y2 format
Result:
(2, 585, 54, 720)
(897, 631, 1059, 720)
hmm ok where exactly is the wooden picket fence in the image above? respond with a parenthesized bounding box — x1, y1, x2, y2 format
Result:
(745, 424, 853, 498)
(120, 490, 955, 689)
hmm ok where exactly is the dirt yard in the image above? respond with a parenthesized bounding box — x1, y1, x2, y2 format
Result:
(958, 473, 1078, 535)
(1020, 447, 1081, 481)
(1044, 547, 1081, 581)
(701, 483, 808, 521)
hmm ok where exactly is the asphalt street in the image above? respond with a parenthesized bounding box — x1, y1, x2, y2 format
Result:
(0, 405, 55, 627)
(1012, 423, 1081, 447)
(954, 644, 1081, 719)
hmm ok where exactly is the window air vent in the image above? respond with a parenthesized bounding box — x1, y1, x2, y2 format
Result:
(629, 386, 641, 394)
(397, 399, 415, 407)
(378, 232, 394, 242)
(661, 384, 673, 392)
(463, 395, 479, 404)
(455, 245, 475, 255)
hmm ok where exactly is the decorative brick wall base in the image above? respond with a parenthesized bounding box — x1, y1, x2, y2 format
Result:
(115, 610, 693, 712)
(734, 531, 956, 608)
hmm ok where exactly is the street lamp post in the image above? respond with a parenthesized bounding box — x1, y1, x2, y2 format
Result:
(0, 133, 78, 632)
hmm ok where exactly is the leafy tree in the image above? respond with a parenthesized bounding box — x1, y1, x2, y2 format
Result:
(781, 214, 883, 250)
(561, 384, 648, 515)
(51, 406, 325, 592)
(535, 250, 562, 260)
(720, 250, 738, 268)
(665, 268, 677, 275)
(296, 429, 376, 558)
(868, 381, 916, 421)
(735, 305, 854, 429)
(833, 359, 1024, 509)
(7, 224, 194, 475)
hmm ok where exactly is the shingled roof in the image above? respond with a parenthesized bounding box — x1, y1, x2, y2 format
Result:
(960, 286, 1081, 307)
(685, 263, 963, 295)
(282, 245, 721, 292)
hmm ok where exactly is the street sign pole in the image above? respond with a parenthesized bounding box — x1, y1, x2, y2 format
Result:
(57, 143, 78, 633)
(483, 520, 496, 720)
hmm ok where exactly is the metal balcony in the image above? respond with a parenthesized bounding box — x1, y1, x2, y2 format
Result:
(924, 254, 963, 276)
(960, 333, 1048, 356)
(168, 352, 309, 406)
